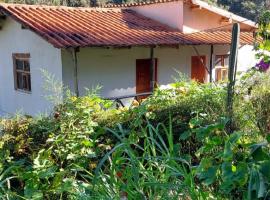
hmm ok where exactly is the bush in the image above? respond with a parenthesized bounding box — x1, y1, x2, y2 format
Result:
(0, 78, 270, 199)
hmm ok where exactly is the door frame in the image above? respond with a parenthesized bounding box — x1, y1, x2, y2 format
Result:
(191, 55, 207, 83)
(136, 58, 158, 94)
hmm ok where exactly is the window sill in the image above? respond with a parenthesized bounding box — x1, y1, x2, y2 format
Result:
(215, 66, 228, 69)
(15, 89, 32, 94)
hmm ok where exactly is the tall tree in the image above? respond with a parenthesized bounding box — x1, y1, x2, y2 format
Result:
(211, 0, 269, 21)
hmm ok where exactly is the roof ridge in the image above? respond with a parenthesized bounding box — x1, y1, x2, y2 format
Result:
(103, 0, 185, 8)
(0, 3, 123, 12)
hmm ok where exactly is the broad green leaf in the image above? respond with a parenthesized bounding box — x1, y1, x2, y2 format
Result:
(258, 172, 266, 198)
(250, 142, 270, 161)
(81, 139, 94, 147)
(259, 160, 270, 180)
(179, 130, 191, 140)
(248, 168, 267, 199)
(223, 142, 233, 161)
(198, 166, 218, 185)
(38, 166, 57, 179)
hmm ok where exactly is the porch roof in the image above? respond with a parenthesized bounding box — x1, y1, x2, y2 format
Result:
(182, 31, 256, 45)
(0, 3, 256, 48)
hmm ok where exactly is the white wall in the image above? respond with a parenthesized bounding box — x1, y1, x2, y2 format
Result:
(61, 45, 234, 98)
(130, 1, 183, 31)
(62, 47, 188, 97)
(238, 45, 258, 72)
(0, 17, 62, 116)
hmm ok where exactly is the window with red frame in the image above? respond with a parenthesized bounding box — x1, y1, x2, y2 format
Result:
(215, 55, 229, 82)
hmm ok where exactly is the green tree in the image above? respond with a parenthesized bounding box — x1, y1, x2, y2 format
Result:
(214, 0, 269, 21)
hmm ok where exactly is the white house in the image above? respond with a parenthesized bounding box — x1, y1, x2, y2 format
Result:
(0, 0, 258, 115)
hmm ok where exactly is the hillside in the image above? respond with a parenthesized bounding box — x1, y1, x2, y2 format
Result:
(209, 0, 270, 22)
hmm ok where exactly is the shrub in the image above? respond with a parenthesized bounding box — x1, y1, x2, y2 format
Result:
(92, 120, 219, 199)
(0, 81, 228, 199)
(234, 69, 270, 137)
(1, 78, 270, 199)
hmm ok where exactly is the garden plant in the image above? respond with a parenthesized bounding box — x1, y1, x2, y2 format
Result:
(0, 11, 269, 200)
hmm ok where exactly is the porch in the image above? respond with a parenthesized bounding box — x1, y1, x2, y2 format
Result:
(61, 43, 254, 101)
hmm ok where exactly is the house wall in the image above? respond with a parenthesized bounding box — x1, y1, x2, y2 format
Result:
(238, 45, 258, 72)
(183, 3, 227, 33)
(0, 17, 62, 116)
(130, 1, 183, 31)
(130, 2, 252, 33)
(183, 3, 253, 33)
(61, 45, 237, 99)
(183, 5, 249, 33)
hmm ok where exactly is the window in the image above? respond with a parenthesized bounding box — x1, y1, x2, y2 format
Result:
(13, 53, 31, 92)
(215, 55, 229, 82)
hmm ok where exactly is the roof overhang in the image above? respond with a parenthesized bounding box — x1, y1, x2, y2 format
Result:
(0, 3, 257, 48)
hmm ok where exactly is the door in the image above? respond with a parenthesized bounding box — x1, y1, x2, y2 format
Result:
(191, 56, 206, 83)
(136, 59, 157, 94)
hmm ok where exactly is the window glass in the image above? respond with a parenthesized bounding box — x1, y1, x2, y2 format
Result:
(16, 72, 23, 89)
(16, 60, 24, 70)
(13, 54, 31, 92)
(27, 74, 31, 91)
(24, 60, 30, 71)
(215, 55, 229, 82)
(22, 74, 28, 90)
(224, 56, 229, 66)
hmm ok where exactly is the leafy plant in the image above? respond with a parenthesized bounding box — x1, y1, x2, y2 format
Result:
(92, 120, 218, 200)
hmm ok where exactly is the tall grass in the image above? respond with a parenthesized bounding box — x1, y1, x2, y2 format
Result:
(91, 119, 218, 200)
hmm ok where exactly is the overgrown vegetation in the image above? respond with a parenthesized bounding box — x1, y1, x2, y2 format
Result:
(0, 9, 269, 200)
(0, 72, 270, 199)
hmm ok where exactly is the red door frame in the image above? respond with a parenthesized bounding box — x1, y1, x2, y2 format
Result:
(191, 56, 206, 83)
(136, 58, 158, 94)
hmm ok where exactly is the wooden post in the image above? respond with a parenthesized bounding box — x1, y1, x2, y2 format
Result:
(72, 48, 80, 97)
(227, 23, 240, 133)
(150, 47, 155, 92)
(209, 45, 214, 82)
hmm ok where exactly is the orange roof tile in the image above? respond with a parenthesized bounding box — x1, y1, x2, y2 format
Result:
(0, 3, 256, 48)
(0, 3, 188, 48)
(182, 31, 257, 45)
(105, 0, 188, 7)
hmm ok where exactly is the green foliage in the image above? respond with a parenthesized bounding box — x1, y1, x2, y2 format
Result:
(0, 5, 269, 200)
(92, 120, 219, 200)
(0, 90, 117, 199)
(0, 81, 228, 199)
(212, 0, 269, 21)
(1, 71, 270, 199)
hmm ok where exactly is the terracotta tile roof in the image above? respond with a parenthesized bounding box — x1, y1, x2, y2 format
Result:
(104, 0, 187, 7)
(0, 3, 256, 48)
(182, 31, 256, 45)
(0, 3, 187, 48)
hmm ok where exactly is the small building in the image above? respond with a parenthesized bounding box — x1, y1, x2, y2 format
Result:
(0, 0, 257, 115)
